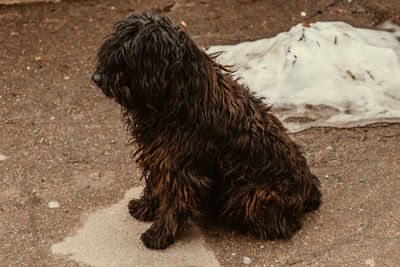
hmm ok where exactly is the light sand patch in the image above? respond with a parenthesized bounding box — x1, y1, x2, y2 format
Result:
(52, 186, 220, 267)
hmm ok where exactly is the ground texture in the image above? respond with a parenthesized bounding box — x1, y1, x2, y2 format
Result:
(0, 0, 399, 266)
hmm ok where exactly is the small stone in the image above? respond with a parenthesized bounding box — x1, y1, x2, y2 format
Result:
(314, 152, 323, 162)
(365, 258, 375, 266)
(0, 154, 9, 161)
(243, 256, 251, 265)
(351, 7, 366, 14)
(50, 116, 55, 121)
(326, 145, 333, 150)
(300, 11, 307, 17)
(48, 201, 60, 208)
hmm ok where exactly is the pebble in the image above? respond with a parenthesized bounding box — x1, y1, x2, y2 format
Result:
(48, 201, 60, 208)
(243, 256, 251, 265)
(314, 152, 323, 162)
(351, 7, 366, 14)
(300, 11, 307, 17)
(365, 258, 375, 266)
(0, 154, 9, 161)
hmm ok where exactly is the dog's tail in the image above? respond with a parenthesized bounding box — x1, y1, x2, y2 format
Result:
(303, 174, 322, 213)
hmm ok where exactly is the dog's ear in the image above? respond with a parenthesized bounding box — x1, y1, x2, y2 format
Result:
(120, 19, 186, 110)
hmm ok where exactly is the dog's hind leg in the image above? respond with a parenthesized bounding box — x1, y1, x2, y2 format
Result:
(219, 185, 304, 240)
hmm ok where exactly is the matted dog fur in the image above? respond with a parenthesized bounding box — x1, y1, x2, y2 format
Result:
(93, 12, 321, 249)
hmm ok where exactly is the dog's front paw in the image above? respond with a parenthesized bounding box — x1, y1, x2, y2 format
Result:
(141, 228, 174, 249)
(128, 199, 155, 221)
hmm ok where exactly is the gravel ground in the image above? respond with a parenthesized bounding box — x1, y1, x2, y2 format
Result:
(0, 0, 399, 266)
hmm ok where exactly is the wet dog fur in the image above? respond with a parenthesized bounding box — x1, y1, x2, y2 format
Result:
(93, 12, 321, 249)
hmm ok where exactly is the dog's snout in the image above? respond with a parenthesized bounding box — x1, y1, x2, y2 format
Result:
(92, 73, 102, 85)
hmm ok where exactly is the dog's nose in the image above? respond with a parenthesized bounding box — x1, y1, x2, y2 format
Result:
(92, 73, 102, 85)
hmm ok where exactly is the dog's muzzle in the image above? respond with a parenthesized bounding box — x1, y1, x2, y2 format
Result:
(92, 73, 102, 86)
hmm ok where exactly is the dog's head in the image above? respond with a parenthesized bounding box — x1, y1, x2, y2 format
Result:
(93, 12, 213, 111)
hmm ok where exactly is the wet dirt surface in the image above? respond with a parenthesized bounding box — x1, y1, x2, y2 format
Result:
(1, 0, 399, 266)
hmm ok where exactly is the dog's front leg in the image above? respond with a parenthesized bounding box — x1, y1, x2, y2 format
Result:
(128, 197, 156, 222)
(140, 203, 186, 249)
(128, 176, 158, 221)
(140, 173, 208, 249)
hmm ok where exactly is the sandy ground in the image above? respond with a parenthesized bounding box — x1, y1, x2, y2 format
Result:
(0, 0, 399, 266)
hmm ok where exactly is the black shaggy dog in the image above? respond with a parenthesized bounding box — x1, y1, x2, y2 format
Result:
(93, 12, 321, 249)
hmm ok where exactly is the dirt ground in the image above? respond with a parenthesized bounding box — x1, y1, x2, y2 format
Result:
(1, 0, 399, 266)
